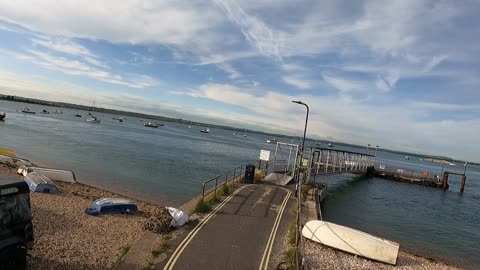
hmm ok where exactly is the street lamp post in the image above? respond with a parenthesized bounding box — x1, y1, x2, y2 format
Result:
(292, 100, 309, 270)
(292, 100, 309, 156)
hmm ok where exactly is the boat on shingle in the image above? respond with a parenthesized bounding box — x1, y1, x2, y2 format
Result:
(24, 172, 57, 193)
(84, 198, 138, 216)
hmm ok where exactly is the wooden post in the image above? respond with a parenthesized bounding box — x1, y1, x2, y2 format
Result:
(460, 175, 466, 192)
(442, 172, 449, 190)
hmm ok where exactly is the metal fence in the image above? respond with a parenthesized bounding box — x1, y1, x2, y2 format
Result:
(201, 162, 255, 202)
(376, 164, 440, 182)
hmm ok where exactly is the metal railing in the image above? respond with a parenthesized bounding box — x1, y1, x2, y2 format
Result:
(376, 164, 439, 182)
(201, 162, 255, 203)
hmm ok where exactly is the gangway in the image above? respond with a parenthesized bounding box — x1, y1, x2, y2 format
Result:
(264, 142, 299, 186)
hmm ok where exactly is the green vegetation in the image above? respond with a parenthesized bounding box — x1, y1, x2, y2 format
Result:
(118, 244, 131, 261)
(193, 198, 212, 214)
(301, 182, 319, 200)
(253, 170, 263, 183)
(283, 221, 302, 269)
(151, 237, 170, 258)
(221, 183, 230, 196)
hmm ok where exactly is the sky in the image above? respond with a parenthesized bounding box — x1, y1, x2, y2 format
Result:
(0, 0, 479, 162)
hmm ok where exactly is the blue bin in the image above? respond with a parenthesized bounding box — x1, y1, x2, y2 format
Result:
(244, 165, 255, 183)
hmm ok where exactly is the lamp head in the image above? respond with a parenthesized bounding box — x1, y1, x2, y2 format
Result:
(292, 100, 303, 105)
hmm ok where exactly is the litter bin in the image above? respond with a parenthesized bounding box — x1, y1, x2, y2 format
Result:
(244, 165, 255, 184)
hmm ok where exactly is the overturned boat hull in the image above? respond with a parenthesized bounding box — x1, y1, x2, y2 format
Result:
(302, 220, 399, 265)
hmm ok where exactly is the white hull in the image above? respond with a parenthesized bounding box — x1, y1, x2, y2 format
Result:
(18, 165, 76, 183)
(302, 220, 399, 265)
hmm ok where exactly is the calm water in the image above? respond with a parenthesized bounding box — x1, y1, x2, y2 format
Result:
(1, 100, 479, 268)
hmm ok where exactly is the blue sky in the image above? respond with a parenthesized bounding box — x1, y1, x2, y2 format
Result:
(0, 0, 479, 161)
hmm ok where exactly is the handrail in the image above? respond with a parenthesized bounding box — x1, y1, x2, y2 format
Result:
(201, 161, 255, 202)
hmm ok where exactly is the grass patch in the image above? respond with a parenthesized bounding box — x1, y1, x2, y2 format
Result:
(151, 240, 170, 258)
(118, 244, 131, 261)
(193, 198, 212, 213)
(288, 223, 296, 245)
(253, 170, 263, 183)
(142, 260, 156, 270)
(150, 234, 172, 268)
(221, 183, 230, 196)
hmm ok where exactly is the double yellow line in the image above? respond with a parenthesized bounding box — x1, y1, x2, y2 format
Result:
(164, 185, 248, 270)
(258, 188, 291, 270)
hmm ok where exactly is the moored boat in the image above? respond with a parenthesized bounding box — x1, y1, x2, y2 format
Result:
(85, 116, 100, 123)
(113, 117, 123, 123)
(0, 112, 5, 121)
(200, 128, 210, 133)
(21, 107, 36, 114)
(53, 109, 63, 114)
(145, 122, 160, 128)
(39, 109, 50, 114)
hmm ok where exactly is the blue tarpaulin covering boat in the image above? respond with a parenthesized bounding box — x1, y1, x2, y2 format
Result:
(84, 198, 138, 216)
(24, 172, 57, 193)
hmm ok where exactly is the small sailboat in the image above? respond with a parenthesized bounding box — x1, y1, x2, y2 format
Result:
(85, 101, 100, 123)
(200, 128, 210, 133)
(85, 116, 100, 123)
(21, 107, 36, 114)
(243, 128, 247, 137)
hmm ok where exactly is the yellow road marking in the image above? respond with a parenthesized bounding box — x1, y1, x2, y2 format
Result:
(259, 188, 291, 270)
(164, 185, 248, 270)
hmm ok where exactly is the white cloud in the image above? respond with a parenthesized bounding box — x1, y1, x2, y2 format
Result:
(422, 54, 448, 73)
(282, 75, 311, 90)
(173, 82, 480, 161)
(2, 49, 157, 88)
(322, 74, 358, 92)
(214, 0, 286, 58)
(218, 63, 241, 79)
(32, 38, 92, 58)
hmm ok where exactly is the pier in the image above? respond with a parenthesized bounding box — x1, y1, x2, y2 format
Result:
(374, 165, 469, 192)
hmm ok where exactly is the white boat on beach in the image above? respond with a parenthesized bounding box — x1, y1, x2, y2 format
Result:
(302, 220, 399, 265)
(17, 165, 77, 183)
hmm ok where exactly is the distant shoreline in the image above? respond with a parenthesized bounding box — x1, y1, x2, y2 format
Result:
(1, 95, 477, 165)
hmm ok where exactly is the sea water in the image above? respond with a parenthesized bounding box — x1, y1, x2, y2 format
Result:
(1, 100, 479, 268)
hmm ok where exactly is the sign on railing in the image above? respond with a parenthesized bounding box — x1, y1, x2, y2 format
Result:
(259, 150, 270, 161)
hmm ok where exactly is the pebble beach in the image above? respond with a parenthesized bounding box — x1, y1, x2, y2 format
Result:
(0, 164, 170, 270)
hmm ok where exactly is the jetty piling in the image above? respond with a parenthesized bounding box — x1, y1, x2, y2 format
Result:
(441, 171, 468, 192)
